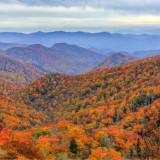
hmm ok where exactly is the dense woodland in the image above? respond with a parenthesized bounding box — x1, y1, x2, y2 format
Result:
(0, 55, 160, 159)
(0, 56, 45, 87)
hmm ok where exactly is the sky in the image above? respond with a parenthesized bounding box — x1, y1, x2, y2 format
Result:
(0, 0, 160, 33)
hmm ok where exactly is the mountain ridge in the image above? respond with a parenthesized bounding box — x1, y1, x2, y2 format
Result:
(3, 43, 105, 75)
(85, 53, 138, 73)
(1, 31, 160, 52)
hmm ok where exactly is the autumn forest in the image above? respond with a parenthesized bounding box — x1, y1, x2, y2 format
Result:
(0, 49, 159, 160)
(1, 0, 160, 159)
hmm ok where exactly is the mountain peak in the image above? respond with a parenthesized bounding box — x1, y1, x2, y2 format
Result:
(85, 53, 138, 73)
(52, 43, 73, 48)
(27, 44, 47, 50)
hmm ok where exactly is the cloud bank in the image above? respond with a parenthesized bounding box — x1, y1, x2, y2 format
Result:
(0, 0, 160, 32)
(1, 0, 159, 14)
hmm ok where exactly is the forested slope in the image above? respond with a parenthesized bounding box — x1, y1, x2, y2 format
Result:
(0, 56, 159, 159)
(0, 56, 45, 87)
(85, 53, 138, 73)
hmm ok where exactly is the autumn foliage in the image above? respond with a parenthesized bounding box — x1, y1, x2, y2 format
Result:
(0, 55, 160, 159)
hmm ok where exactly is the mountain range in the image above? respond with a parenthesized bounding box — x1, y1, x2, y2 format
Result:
(1, 31, 160, 52)
(1, 40, 160, 80)
(0, 43, 105, 75)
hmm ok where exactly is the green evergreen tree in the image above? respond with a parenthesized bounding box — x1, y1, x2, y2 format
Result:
(69, 137, 78, 156)
(136, 138, 141, 159)
(150, 89, 154, 104)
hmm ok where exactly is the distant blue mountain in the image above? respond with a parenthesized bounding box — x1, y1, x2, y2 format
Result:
(0, 42, 26, 50)
(114, 29, 160, 35)
(1, 31, 160, 52)
(131, 49, 160, 58)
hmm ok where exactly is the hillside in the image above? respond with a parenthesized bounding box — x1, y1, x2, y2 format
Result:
(85, 53, 138, 73)
(0, 56, 45, 87)
(0, 88, 46, 159)
(4, 44, 105, 75)
(6, 55, 159, 159)
(0, 79, 48, 159)
(0, 81, 16, 96)
(52, 43, 103, 62)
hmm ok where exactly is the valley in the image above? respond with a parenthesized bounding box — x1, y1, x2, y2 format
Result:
(0, 53, 159, 159)
(1, 0, 160, 159)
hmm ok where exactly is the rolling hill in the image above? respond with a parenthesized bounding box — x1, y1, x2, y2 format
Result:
(3, 43, 105, 75)
(0, 55, 45, 87)
(17, 55, 159, 121)
(85, 53, 138, 73)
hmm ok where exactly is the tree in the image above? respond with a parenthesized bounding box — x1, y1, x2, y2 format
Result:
(150, 89, 154, 104)
(136, 138, 141, 159)
(69, 137, 78, 157)
(102, 129, 108, 148)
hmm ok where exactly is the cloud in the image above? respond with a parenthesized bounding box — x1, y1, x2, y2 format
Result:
(0, 0, 160, 32)
(0, 3, 106, 19)
(0, 0, 160, 15)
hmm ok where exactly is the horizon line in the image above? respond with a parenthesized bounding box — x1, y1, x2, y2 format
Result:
(0, 30, 160, 36)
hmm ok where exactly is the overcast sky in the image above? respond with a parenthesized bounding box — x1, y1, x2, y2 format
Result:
(0, 0, 160, 33)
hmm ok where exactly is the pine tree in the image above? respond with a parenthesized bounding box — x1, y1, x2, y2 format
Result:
(136, 138, 141, 159)
(150, 89, 154, 104)
(69, 137, 78, 156)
